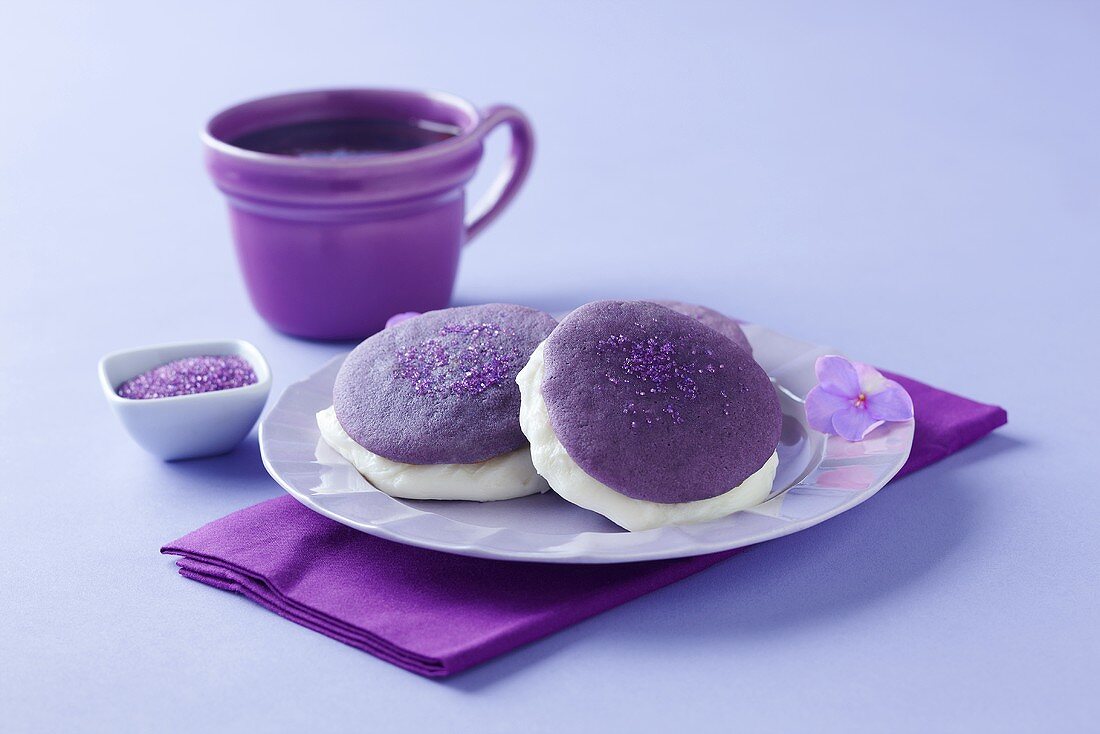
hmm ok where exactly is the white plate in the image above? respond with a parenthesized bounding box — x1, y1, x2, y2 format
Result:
(259, 324, 914, 563)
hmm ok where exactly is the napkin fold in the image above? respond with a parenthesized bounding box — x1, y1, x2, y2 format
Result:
(162, 370, 1006, 677)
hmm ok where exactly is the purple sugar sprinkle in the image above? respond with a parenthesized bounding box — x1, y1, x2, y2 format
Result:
(117, 355, 257, 400)
(596, 332, 725, 427)
(394, 321, 520, 397)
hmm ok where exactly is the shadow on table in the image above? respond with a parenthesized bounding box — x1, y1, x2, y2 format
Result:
(160, 432, 275, 494)
(446, 432, 1022, 691)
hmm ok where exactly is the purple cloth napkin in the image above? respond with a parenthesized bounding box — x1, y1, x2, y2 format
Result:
(162, 371, 1006, 677)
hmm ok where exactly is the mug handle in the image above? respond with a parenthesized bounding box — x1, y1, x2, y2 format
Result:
(464, 104, 535, 245)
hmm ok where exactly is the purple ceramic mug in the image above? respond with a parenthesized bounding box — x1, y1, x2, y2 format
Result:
(203, 88, 534, 340)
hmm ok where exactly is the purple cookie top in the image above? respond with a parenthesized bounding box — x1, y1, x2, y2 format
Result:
(334, 304, 557, 464)
(652, 300, 752, 355)
(540, 301, 781, 504)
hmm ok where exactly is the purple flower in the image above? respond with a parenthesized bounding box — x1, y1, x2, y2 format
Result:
(805, 355, 914, 441)
(385, 312, 421, 329)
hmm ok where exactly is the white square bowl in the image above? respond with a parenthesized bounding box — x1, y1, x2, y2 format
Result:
(98, 339, 272, 460)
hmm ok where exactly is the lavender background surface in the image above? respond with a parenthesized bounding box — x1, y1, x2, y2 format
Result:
(1, 1, 1097, 731)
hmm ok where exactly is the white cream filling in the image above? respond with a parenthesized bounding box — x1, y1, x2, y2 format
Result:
(316, 406, 549, 501)
(517, 341, 778, 531)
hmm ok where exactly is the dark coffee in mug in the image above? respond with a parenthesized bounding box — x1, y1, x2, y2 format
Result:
(228, 118, 461, 158)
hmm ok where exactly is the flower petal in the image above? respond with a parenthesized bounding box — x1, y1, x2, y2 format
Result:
(385, 311, 421, 329)
(805, 386, 851, 434)
(831, 406, 884, 441)
(815, 355, 860, 397)
(864, 379, 914, 422)
(854, 360, 888, 394)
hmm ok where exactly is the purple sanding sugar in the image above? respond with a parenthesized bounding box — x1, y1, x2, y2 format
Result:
(334, 304, 557, 465)
(117, 355, 256, 400)
(597, 333, 722, 425)
(394, 322, 521, 397)
(651, 300, 753, 355)
(541, 301, 781, 504)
